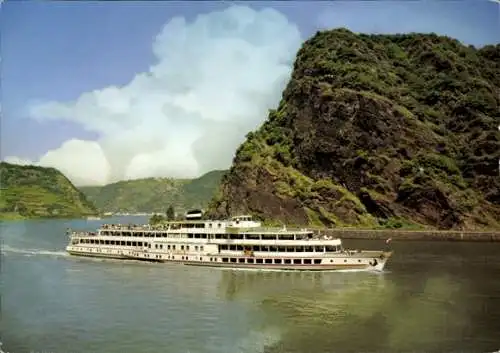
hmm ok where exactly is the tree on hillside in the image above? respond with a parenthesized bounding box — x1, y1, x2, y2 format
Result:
(166, 205, 175, 221)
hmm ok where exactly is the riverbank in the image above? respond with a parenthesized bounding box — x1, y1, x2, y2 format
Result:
(321, 228, 500, 242)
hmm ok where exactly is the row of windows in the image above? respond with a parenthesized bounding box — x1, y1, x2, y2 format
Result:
(78, 239, 149, 246)
(154, 244, 204, 251)
(98, 231, 310, 241)
(220, 257, 322, 265)
(220, 245, 340, 252)
(76, 239, 204, 251)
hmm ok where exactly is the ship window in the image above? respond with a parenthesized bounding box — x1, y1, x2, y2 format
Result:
(274, 259, 282, 264)
(230, 258, 237, 263)
(237, 245, 243, 251)
(218, 223, 221, 228)
(326, 246, 335, 252)
(270, 246, 278, 252)
(262, 234, 276, 240)
(247, 258, 254, 264)
(296, 247, 304, 252)
(215, 234, 223, 239)
(238, 258, 245, 263)
(201, 234, 207, 239)
(261, 246, 269, 252)
(304, 246, 314, 252)
(188, 234, 194, 239)
(173, 245, 176, 250)
(293, 259, 301, 264)
(105, 240, 110, 245)
(304, 259, 312, 264)
(265, 259, 272, 264)
(315, 246, 324, 252)
(286, 247, 294, 252)
(222, 257, 229, 263)
(195, 246, 198, 251)
(186, 246, 190, 251)
(155, 244, 158, 249)
(127, 241, 132, 246)
(229, 245, 237, 251)
(252, 245, 259, 251)
(278, 234, 294, 240)
(167, 245, 171, 250)
(284, 259, 292, 264)
(278, 246, 286, 252)
(256, 259, 263, 264)
(138, 242, 142, 247)
(200, 246, 204, 251)
(160, 244, 163, 249)
(193, 234, 199, 238)
(181, 245, 184, 250)
(221, 245, 227, 250)
(121, 241, 125, 246)
(132, 242, 137, 246)
(245, 234, 259, 240)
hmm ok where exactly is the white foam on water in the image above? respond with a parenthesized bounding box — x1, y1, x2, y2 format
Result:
(1, 245, 68, 258)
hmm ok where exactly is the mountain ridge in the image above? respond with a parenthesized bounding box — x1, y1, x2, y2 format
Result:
(80, 170, 227, 213)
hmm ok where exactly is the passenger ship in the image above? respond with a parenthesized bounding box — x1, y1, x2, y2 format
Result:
(65, 214, 393, 271)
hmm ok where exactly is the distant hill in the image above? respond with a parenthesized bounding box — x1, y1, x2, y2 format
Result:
(206, 29, 500, 230)
(0, 162, 98, 220)
(79, 170, 227, 213)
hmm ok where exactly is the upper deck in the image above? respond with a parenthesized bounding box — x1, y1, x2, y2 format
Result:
(99, 215, 304, 234)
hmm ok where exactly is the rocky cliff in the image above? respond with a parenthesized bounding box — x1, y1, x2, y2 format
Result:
(0, 162, 98, 219)
(206, 29, 500, 230)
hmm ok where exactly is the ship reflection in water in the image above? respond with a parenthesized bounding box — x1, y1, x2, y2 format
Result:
(217, 268, 493, 353)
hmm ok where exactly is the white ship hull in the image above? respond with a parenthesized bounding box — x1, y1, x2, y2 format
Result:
(66, 245, 391, 271)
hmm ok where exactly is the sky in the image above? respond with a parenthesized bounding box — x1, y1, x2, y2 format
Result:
(1, 1, 499, 186)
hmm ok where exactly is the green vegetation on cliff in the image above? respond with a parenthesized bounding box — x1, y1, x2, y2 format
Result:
(80, 170, 226, 213)
(0, 162, 98, 219)
(206, 29, 500, 230)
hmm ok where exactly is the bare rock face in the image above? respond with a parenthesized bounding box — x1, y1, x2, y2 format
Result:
(206, 29, 500, 230)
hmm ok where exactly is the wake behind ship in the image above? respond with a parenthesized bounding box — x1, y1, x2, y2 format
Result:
(66, 213, 392, 271)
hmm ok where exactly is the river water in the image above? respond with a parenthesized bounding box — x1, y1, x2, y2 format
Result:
(1, 217, 500, 353)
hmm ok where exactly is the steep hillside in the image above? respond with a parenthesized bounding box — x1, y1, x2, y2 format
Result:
(206, 29, 500, 230)
(80, 170, 226, 213)
(0, 162, 98, 219)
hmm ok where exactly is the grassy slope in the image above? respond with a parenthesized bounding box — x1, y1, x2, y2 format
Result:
(80, 170, 227, 213)
(0, 162, 98, 219)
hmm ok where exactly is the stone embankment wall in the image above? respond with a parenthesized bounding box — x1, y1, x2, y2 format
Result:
(320, 229, 500, 242)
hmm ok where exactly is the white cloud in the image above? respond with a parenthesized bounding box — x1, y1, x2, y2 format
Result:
(18, 5, 302, 186)
(3, 139, 110, 186)
(3, 156, 33, 166)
